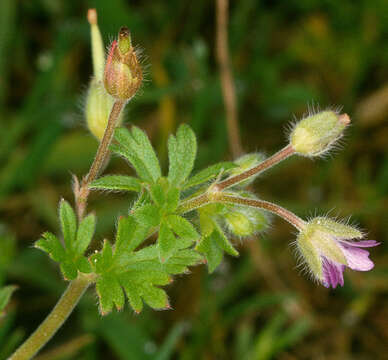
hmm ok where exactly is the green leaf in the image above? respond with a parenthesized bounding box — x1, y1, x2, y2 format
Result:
(167, 215, 199, 243)
(158, 223, 177, 262)
(35, 232, 66, 262)
(196, 233, 223, 273)
(149, 182, 166, 207)
(59, 199, 77, 250)
(183, 161, 237, 189)
(92, 240, 114, 274)
(196, 227, 238, 273)
(115, 216, 137, 254)
(75, 257, 92, 273)
(0, 285, 17, 314)
(94, 217, 202, 315)
(133, 203, 161, 228)
(168, 124, 197, 186)
(165, 186, 180, 213)
(90, 175, 142, 192)
(75, 213, 96, 255)
(113, 127, 161, 183)
(96, 274, 125, 315)
(60, 261, 78, 280)
(36, 202, 96, 280)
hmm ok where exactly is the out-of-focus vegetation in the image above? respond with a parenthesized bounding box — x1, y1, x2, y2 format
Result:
(0, 0, 387, 358)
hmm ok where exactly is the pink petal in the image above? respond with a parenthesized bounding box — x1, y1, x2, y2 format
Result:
(338, 240, 380, 248)
(340, 245, 374, 271)
(322, 258, 345, 288)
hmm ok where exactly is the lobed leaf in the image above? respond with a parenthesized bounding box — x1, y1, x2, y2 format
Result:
(166, 215, 199, 243)
(113, 127, 161, 183)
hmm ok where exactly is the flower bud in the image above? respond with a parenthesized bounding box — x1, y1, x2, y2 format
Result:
(229, 153, 266, 187)
(224, 206, 269, 237)
(85, 9, 123, 140)
(104, 27, 142, 100)
(296, 216, 379, 288)
(290, 110, 350, 157)
(225, 211, 254, 237)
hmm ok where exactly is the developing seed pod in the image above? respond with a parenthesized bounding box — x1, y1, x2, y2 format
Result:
(104, 27, 143, 101)
(85, 9, 122, 140)
(290, 110, 350, 157)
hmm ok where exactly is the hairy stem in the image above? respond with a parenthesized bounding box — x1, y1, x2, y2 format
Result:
(76, 100, 125, 219)
(216, 0, 242, 157)
(178, 144, 295, 214)
(11, 99, 126, 359)
(216, 194, 306, 230)
(9, 275, 94, 360)
(217, 144, 295, 190)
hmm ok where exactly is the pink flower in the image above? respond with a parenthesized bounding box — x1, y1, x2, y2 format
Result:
(321, 239, 379, 288)
(296, 217, 380, 288)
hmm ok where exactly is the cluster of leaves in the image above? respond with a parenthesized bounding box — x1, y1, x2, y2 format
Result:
(36, 124, 269, 314)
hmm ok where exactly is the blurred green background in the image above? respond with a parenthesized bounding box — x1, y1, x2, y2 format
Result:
(0, 0, 387, 359)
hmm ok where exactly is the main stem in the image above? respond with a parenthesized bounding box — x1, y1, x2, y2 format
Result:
(77, 100, 125, 219)
(10, 100, 126, 360)
(9, 275, 93, 360)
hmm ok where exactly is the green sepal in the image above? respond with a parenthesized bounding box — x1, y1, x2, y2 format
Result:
(90, 175, 142, 192)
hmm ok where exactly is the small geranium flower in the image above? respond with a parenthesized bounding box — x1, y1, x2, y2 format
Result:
(296, 217, 379, 288)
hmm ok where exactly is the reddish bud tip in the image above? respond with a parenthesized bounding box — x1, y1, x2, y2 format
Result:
(103, 29, 142, 100)
(338, 113, 350, 125)
(87, 8, 97, 25)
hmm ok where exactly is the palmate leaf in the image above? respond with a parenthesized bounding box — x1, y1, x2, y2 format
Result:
(91, 215, 203, 315)
(111, 127, 161, 184)
(35, 200, 95, 280)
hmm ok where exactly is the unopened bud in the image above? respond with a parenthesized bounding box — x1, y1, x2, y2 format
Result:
(104, 27, 142, 100)
(230, 153, 266, 187)
(86, 10, 122, 140)
(225, 211, 254, 237)
(290, 110, 350, 157)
